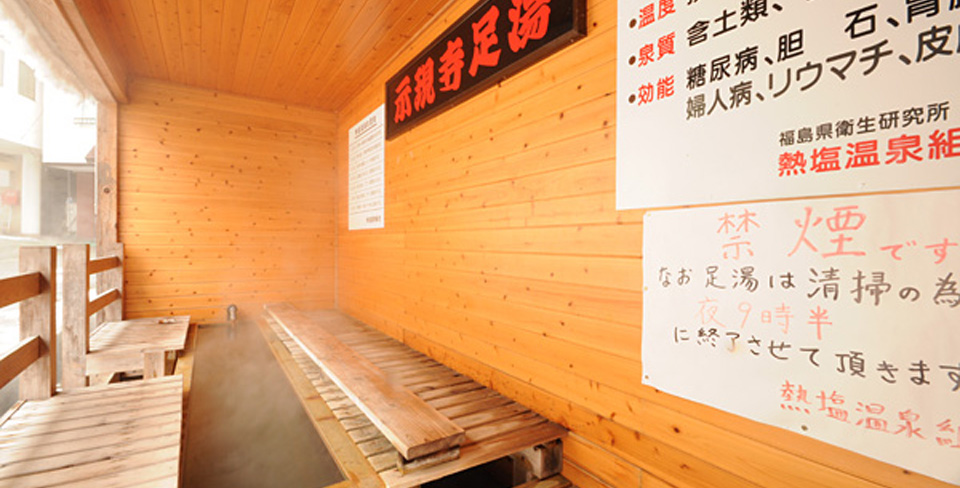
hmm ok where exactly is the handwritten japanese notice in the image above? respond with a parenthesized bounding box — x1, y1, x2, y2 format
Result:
(386, 0, 586, 139)
(617, 1, 960, 209)
(642, 189, 960, 483)
(348, 105, 385, 230)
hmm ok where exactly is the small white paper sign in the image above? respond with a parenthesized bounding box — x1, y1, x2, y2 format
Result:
(643, 189, 960, 484)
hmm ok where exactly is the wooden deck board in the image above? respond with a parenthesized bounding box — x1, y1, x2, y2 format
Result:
(264, 307, 567, 488)
(0, 376, 184, 488)
(265, 304, 465, 460)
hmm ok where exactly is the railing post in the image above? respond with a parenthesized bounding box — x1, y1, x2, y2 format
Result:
(62, 243, 90, 390)
(19, 246, 56, 400)
(98, 242, 123, 323)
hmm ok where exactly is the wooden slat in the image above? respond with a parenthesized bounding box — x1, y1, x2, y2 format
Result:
(267, 309, 571, 488)
(0, 336, 40, 389)
(0, 272, 41, 309)
(380, 422, 567, 488)
(0, 376, 183, 487)
(255, 316, 383, 488)
(87, 256, 121, 275)
(87, 288, 121, 317)
(265, 304, 465, 461)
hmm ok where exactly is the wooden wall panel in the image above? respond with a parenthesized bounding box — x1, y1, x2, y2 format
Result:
(119, 78, 337, 323)
(336, 1, 954, 487)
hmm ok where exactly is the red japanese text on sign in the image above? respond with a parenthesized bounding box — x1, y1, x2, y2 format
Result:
(439, 38, 466, 92)
(393, 76, 412, 123)
(414, 58, 436, 111)
(470, 6, 502, 77)
(508, 0, 552, 52)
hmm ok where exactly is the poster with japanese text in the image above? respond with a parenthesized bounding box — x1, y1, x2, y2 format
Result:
(348, 105, 385, 230)
(617, 0, 960, 209)
(642, 189, 959, 484)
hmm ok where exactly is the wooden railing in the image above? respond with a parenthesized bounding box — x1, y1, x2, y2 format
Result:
(0, 247, 57, 401)
(62, 243, 124, 389)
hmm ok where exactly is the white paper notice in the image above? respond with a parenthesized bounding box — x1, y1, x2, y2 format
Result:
(617, 1, 960, 209)
(349, 105, 385, 230)
(642, 189, 960, 484)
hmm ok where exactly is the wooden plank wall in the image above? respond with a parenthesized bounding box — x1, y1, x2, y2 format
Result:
(118, 79, 337, 323)
(336, 1, 953, 487)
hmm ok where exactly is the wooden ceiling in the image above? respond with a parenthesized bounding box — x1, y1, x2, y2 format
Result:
(73, 0, 453, 111)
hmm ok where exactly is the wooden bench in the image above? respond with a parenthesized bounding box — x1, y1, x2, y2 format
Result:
(0, 246, 184, 487)
(62, 244, 189, 389)
(263, 304, 568, 488)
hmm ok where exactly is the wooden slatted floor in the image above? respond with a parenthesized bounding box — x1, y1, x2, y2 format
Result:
(264, 310, 568, 488)
(0, 375, 183, 488)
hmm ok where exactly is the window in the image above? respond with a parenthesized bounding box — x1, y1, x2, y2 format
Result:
(18, 60, 34, 100)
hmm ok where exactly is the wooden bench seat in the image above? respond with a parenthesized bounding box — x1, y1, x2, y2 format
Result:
(87, 316, 191, 380)
(62, 244, 191, 388)
(264, 303, 465, 461)
(0, 246, 190, 488)
(263, 304, 568, 488)
(0, 375, 184, 488)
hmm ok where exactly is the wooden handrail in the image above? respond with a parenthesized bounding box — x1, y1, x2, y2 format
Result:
(87, 288, 121, 317)
(0, 336, 41, 389)
(0, 272, 42, 309)
(88, 256, 121, 276)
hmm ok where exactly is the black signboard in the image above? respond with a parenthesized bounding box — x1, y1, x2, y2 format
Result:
(385, 0, 587, 139)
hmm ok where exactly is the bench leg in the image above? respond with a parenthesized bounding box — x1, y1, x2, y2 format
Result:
(143, 351, 165, 379)
(510, 440, 563, 483)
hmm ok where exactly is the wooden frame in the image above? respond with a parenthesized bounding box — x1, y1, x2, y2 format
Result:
(0, 247, 57, 400)
(62, 243, 123, 389)
(11, 0, 124, 258)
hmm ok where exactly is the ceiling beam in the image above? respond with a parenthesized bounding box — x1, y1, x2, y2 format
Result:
(17, 0, 128, 103)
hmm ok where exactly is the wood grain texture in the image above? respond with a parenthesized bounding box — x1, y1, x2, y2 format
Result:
(86, 315, 190, 377)
(0, 336, 40, 390)
(0, 272, 41, 309)
(0, 375, 183, 488)
(118, 79, 337, 322)
(61, 244, 90, 390)
(15, 0, 118, 102)
(265, 304, 465, 461)
(334, 1, 955, 487)
(18, 247, 56, 401)
(264, 309, 567, 488)
(72, 0, 454, 112)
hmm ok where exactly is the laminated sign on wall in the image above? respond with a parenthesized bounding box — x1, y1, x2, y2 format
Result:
(617, 0, 960, 209)
(348, 105, 385, 230)
(642, 189, 960, 484)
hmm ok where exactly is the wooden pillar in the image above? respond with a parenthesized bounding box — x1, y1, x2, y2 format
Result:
(96, 103, 122, 324)
(19, 247, 56, 400)
(96, 102, 119, 248)
(62, 243, 90, 390)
